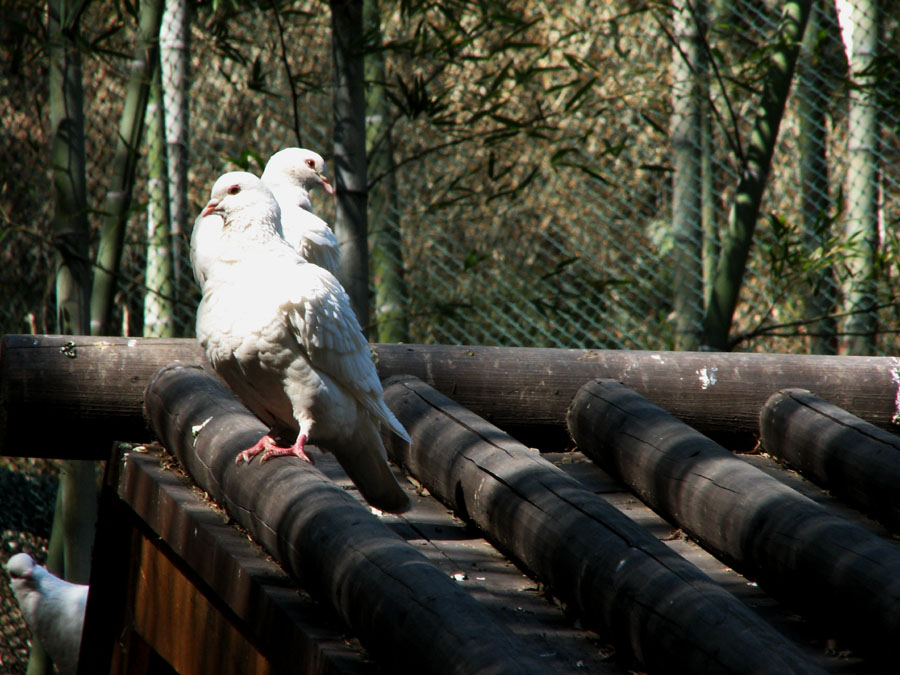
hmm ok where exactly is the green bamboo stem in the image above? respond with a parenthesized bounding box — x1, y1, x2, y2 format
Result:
(366, 0, 409, 343)
(843, 0, 881, 355)
(90, 0, 164, 336)
(670, 0, 706, 350)
(144, 64, 175, 337)
(330, 0, 370, 332)
(799, 0, 837, 354)
(701, 0, 813, 350)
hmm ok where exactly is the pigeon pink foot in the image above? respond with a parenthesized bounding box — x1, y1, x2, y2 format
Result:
(235, 433, 280, 465)
(258, 433, 312, 465)
(235, 433, 313, 465)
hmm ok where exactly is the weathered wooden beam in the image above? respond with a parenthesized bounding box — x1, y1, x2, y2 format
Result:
(85, 450, 381, 675)
(381, 375, 822, 674)
(760, 388, 900, 533)
(0, 334, 205, 458)
(6, 334, 900, 456)
(143, 363, 550, 675)
(372, 343, 900, 447)
(568, 379, 900, 663)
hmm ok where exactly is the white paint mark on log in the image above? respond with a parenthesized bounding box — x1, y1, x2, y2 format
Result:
(889, 358, 900, 424)
(191, 416, 213, 440)
(697, 366, 718, 390)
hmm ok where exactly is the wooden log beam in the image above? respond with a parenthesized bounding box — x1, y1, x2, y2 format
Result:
(80, 447, 378, 674)
(567, 379, 900, 663)
(5, 334, 900, 456)
(0, 334, 205, 458)
(381, 375, 822, 674)
(760, 388, 900, 533)
(143, 362, 549, 675)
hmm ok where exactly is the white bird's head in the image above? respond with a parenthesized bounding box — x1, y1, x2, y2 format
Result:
(201, 171, 282, 238)
(6, 552, 41, 611)
(6, 552, 36, 587)
(262, 148, 335, 200)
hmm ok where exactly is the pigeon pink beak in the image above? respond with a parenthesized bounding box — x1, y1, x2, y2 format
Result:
(201, 198, 220, 217)
(320, 176, 335, 195)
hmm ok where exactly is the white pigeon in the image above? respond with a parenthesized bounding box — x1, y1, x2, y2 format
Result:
(194, 171, 411, 513)
(6, 553, 88, 675)
(261, 147, 340, 275)
(190, 148, 338, 287)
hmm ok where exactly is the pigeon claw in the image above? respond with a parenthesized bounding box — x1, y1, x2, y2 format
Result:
(235, 433, 313, 466)
(235, 433, 279, 465)
(259, 434, 313, 465)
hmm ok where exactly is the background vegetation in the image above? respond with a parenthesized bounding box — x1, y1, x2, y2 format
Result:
(2, 0, 899, 354)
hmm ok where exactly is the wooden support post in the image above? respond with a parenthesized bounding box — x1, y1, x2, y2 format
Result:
(381, 375, 822, 674)
(6, 335, 900, 456)
(568, 378, 900, 663)
(143, 363, 549, 675)
(760, 388, 900, 532)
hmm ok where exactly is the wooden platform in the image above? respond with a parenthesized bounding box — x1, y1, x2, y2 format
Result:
(78, 440, 878, 674)
(2, 336, 898, 673)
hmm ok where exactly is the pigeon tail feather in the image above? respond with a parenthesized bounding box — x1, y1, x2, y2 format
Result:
(331, 418, 411, 514)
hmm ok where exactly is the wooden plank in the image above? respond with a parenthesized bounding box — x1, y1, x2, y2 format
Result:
(567, 378, 900, 666)
(143, 363, 551, 675)
(117, 448, 378, 675)
(132, 533, 272, 675)
(6, 335, 900, 457)
(78, 444, 142, 675)
(381, 375, 823, 674)
(760, 388, 900, 533)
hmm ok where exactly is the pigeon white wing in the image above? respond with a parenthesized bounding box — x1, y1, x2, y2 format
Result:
(283, 260, 410, 441)
(280, 207, 340, 276)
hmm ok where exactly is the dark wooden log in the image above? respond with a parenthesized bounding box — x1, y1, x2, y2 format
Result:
(0, 334, 206, 458)
(143, 362, 549, 675)
(568, 378, 900, 662)
(6, 334, 900, 456)
(381, 375, 822, 675)
(372, 343, 900, 448)
(760, 388, 900, 533)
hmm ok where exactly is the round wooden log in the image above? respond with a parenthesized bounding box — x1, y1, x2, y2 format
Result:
(760, 388, 900, 532)
(567, 378, 900, 662)
(0, 334, 206, 458)
(381, 375, 823, 675)
(143, 363, 548, 675)
(372, 343, 900, 448)
(6, 334, 900, 456)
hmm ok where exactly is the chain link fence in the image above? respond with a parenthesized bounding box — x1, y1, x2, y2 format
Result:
(1, 0, 898, 354)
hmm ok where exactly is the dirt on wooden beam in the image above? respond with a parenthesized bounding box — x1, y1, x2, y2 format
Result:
(6, 335, 900, 457)
(760, 388, 900, 533)
(381, 375, 823, 675)
(568, 378, 900, 665)
(143, 362, 551, 675)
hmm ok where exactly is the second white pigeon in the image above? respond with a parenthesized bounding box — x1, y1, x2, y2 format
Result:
(261, 147, 340, 275)
(6, 553, 88, 675)
(194, 171, 411, 513)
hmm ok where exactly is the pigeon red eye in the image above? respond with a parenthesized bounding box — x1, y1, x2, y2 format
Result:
(305, 159, 315, 169)
(228, 185, 241, 195)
